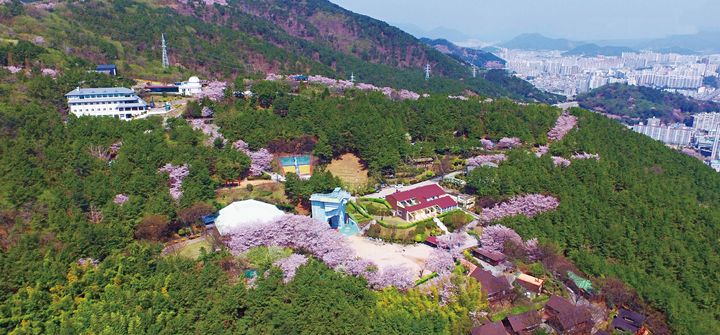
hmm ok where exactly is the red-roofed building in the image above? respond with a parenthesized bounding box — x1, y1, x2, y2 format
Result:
(385, 184, 458, 222)
(470, 321, 509, 335)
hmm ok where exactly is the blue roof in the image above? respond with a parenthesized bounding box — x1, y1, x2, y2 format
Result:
(96, 64, 117, 70)
(310, 187, 351, 203)
(201, 213, 219, 225)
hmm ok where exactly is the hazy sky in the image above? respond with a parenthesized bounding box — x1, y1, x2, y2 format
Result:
(331, 0, 720, 42)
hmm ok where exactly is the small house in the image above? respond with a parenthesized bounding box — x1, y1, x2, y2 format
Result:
(455, 193, 476, 210)
(544, 295, 593, 335)
(516, 273, 544, 294)
(506, 310, 542, 335)
(469, 268, 513, 302)
(178, 76, 202, 96)
(470, 321, 509, 335)
(472, 248, 506, 266)
(611, 309, 647, 334)
(95, 64, 117, 76)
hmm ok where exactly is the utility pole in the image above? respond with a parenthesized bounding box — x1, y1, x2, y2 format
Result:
(350, 72, 355, 83)
(161, 33, 169, 68)
(425, 63, 431, 81)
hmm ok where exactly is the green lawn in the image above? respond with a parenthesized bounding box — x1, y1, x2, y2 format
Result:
(167, 237, 213, 259)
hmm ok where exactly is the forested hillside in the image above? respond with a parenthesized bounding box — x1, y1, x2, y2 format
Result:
(1, 1, 719, 334)
(0, 0, 561, 102)
(576, 83, 720, 123)
(420, 38, 506, 68)
(467, 109, 720, 334)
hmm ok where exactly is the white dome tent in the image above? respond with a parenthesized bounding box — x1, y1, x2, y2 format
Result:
(214, 200, 285, 236)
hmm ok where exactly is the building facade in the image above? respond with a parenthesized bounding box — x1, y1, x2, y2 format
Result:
(385, 184, 458, 222)
(310, 188, 351, 229)
(178, 76, 202, 96)
(693, 112, 720, 132)
(65, 87, 148, 120)
(632, 117, 695, 146)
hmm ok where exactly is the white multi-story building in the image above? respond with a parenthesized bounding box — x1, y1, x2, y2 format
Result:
(632, 118, 695, 146)
(693, 112, 720, 132)
(65, 87, 148, 120)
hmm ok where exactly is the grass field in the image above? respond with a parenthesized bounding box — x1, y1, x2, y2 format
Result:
(164, 237, 213, 259)
(326, 153, 369, 191)
(216, 182, 288, 207)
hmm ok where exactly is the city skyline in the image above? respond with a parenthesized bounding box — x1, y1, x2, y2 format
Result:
(331, 0, 720, 42)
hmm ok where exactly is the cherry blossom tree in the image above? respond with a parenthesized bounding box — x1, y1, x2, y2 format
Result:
(467, 154, 506, 168)
(196, 80, 226, 101)
(273, 253, 309, 283)
(552, 156, 571, 167)
(113, 194, 129, 205)
(41, 68, 58, 78)
(497, 137, 521, 149)
(536, 145, 549, 157)
(3, 66, 22, 74)
(479, 225, 523, 253)
(189, 119, 225, 146)
(448, 95, 468, 101)
(480, 225, 542, 259)
(547, 112, 578, 141)
(436, 232, 468, 251)
(480, 194, 560, 223)
(227, 214, 416, 289)
(265, 73, 284, 81)
(367, 265, 415, 290)
(480, 139, 495, 150)
(233, 140, 273, 176)
(158, 163, 190, 200)
(425, 249, 455, 274)
(524, 238, 541, 261)
(571, 152, 600, 161)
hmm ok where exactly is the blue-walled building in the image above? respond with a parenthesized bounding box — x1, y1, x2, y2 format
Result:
(310, 188, 360, 235)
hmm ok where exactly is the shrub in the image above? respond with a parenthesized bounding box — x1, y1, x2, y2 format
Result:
(135, 215, 170, 241)
(177, 203, 215, 226)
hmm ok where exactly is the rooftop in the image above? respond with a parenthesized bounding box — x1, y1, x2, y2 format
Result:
(507, 310, 541, 332)
(474, 248, 506, 263)
(517, 273, 544, 287)
(65, 87, 134, 97)
(612, 308, 646, 333)
(469, 268, 511, 296)
(545, 295, 592, 331)
(214, 200, 285, 235)
(386, 183, 446, 203)
(470, 321, 509, 335)
(403, 195, 457, 212)
(310, 187, 351, 203)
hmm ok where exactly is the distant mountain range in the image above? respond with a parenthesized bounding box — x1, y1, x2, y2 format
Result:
(561, 44, 636, 57)
(420, 38, 505, 68)
(498, 33, 581, 51)
(497, 31, 720, 54)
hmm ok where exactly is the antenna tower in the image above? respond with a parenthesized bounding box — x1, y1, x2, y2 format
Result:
(161, 33, 169, 68)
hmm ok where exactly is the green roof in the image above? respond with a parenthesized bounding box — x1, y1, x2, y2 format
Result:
(567, 271, 594, 293)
